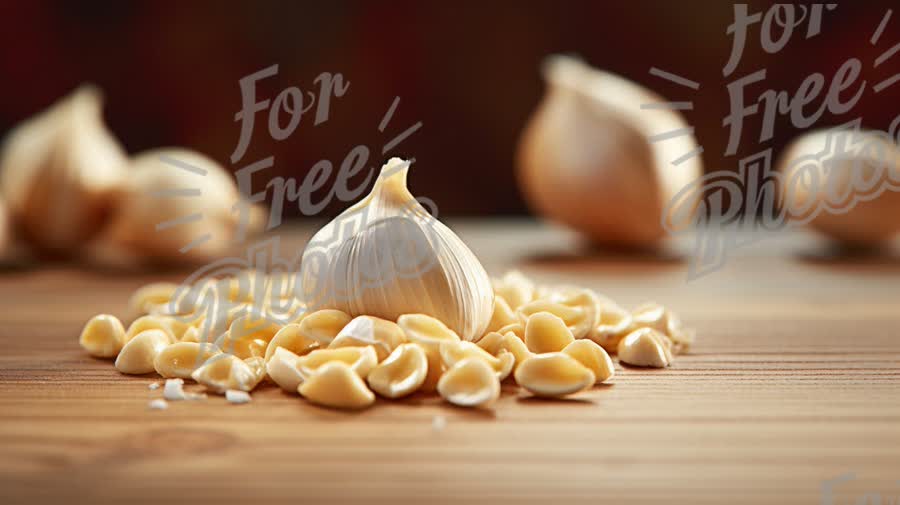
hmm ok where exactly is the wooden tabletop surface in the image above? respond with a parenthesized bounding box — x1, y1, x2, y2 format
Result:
(1, 220, 898, 505)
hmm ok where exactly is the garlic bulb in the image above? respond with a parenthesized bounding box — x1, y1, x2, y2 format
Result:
(0, 85, 127, 253)
(517, 55, 702, 247)
(300, 158, 493, 341)
(777, 129, 900, 245)
(90, 148, 262, 265)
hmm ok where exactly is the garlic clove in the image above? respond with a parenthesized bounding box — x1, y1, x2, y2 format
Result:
(397, 313, 461, 392)
(777, 129, 900, 245)
(491, 271, 536, 310)
(366, 343, 428, 399)
(439, 340, 515, 381)
(562, 339, 615, 384)
(153, 341, 221, 379)
(89, 148, 263, 265)
(328, 315, 406, 361)
(484, 295, 518, 335)
(586, 301, 633, 353)
(124, 315, 176, 343)
(0, 85, 127, 253)
(514, 352, 595, 398)
(298, 361, 375, 410)
(496, 322, 525, 341)
(297, 309, 352, 345)
(517, 55, 702, 247)
(295, 346, 378, 380)
(115, 329, 171, 374)
(499, 332, 533, 371)
(436, 357, 500, 408)
(300, 158, 494, 341)
(524, 311, 575, 353)
(264, 323, 319, 361)
(79, 314, 126, 358)
(617, 328, 673, 368)
(128, 282, 179, 318)
(191, 354, 265, 393)
(629, 302, 693, 354)
(266, 347, 305, 393)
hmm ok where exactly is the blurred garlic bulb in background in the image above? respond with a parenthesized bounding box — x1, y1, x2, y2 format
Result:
(0, 196, 9, 256)
(90, 148, 263, 266)
(777, 129, 900, 245)
(0, 85, 127, 253)
(517, 55, 702, 247)
(300, 158, 494, 341)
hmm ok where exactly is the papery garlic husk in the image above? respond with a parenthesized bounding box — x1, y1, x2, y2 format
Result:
(517, 55, 702, 247)
(0, 85, 127, 253)
(300, 158, 494, 341)
(89, 148, 265, 265)
(777, 129, 900, 245)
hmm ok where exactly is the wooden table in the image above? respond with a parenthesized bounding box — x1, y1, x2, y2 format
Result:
(1, 220, 898, 504)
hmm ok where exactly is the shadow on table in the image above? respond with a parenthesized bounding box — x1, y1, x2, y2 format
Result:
(795, 243, 900, 272)
(520, 240, 685, 273)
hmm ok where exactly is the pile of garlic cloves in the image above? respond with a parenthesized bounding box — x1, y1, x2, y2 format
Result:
(0, 85, 263, 265)
(77, 158, 695, 411)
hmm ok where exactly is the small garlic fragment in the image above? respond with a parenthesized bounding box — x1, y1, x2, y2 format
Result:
(630, 302, 694, 354)
(153, 341, 221, 379)
(328, 315, 406, 361)
(437, 357, 500, 408)
(298, 361, 375, 410)
(163, 378, 187, 401)
(148, 399, 168, 410)
(439, 340, 514, 381)
(524, 312, 575, 353)
(397, 314, 461, 392)
(491, 271, 536, 310)
(514, 352, 595, 398)
(297, 309, 352, 345)
(296, 346, 378, 380)
(191, 354, 265, 393)
(484, 296, 518, 334)
(115, 329, 171, 374)
(225, 390, 252, 404)
(562, 339, 615, 384)
(366, 343, 428, 398)
(79, 314, 126, 358)
(617, 328, 673, 368)
(264, 323, 319, 361)
(265, 347, 305, 393)
(124, 315, 176, 343)
(300, 158, 494, 341)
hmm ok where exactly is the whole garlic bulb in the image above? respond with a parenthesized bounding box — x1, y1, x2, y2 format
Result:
(777, 129, 900, 245)
(90, 148, 260, 265)
(517, 55, 702, 247)
(0, 85, 127, 253)
(300, 158, 494, 341)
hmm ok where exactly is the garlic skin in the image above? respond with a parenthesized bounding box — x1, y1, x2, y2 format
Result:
(517, 55, 702, 247)
(300, 158, 494, 341)
(0, 85, 127, 253)
(90, 148, 261, 265)
(777, 129, 900, 245)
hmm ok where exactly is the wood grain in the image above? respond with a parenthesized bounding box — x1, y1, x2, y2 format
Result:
(1, 220, 898, 505)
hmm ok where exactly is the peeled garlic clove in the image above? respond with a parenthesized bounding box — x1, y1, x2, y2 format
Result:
(617, 328, 672, 368)
(497, 322, 525, 341)
(484, 296, 518, 334)
(266, 347, 305, 393)
(153, 341, 221, 379)
(397, 314, 461, 392)
(586, 301, 633, 353)
(115, 329, 171, 374)
(298, 309, 352, 345)
(491, 270, 535, 310)
(562, 339, 614, 384)
(79, 314, 126, 358)
(630, 302, 693, 354)
(524, 311, 575, 353)
(777, 129, 900, 245)
(514, 352, 595, 398)
(517, 55, 702, 247)
(299, 361, 375, 410)
(296, 346, 378, 380)
(124, 315, 176, 343)
(439, 340, 514, 381)
(90, 148, 263, 265)
(300, 158, 494, 341)
(0, 85, 127, 253)
(437, 357, 500, 408)
(499, 332, 533, 371)
(264, 323, 319, 361)
(191, 354, 264, 393)
(128, 282, 179, 318)
(328, 315, 406, 361)
(476, 331, 506, 355)
(519, 285, 599, 339)
(366, 343, 428, 398)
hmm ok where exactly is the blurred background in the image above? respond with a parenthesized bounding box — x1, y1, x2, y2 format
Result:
(0, 0, 897, 220)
